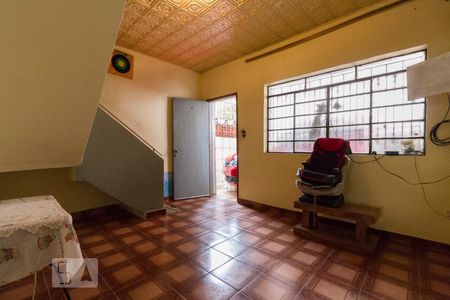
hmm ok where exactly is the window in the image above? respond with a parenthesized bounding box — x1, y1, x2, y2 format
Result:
(266, 50, 426, 155)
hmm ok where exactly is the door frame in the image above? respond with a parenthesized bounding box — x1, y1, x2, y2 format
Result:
(207, 93, 239, 198)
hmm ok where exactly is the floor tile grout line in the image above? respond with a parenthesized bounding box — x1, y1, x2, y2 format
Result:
(98, 271, 120, 299)
(40, 271, 52, 300)
(357, 270, 369, 299)
(292, 247, 336, 298)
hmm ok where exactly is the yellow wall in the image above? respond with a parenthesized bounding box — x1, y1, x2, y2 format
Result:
(200, 0, 450, 243)
(99, 46, 199, 172)
(0, 0, 125, 172)
(0, 48, 198, 212)
(0, 168, 117, 213)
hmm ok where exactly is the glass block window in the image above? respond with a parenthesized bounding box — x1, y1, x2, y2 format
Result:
(266, 50, 426, 154)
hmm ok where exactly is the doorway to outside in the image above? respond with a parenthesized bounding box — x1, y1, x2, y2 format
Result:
(209, 95, 237, 197)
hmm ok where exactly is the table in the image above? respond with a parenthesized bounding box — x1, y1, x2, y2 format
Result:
(294, 201, 381, 254)
(0, 195, 82, 286)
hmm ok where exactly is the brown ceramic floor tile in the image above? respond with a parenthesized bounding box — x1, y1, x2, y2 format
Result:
(160, 233, 184, 244)
(213, 239, 249, 257)
(160, 262, 207, 291)
(112, 264, 144, 284)
(121, 234, 143, 245)
(311, 278, 357, 300)
(212, 259, 259, 289)
(185, 274, 236, 300)
(192, 248, 232, 272)
(235, 248, 274, 271)
(385, 241, 412, 254)
(119, 278, 171, 299)
(229, 292, 254, 300)
(214, 225, 242, 238)
(381, 251, 410, 266)
(147, 250, 177, 268)
(248, 215, 265, 223)
(362, 274, 419, 300)
(266, 259, 310, 287)
(101, 220, 122, 228)
(170, 220, 189, 228)
(184, 225, 209, 237)
(257, 240, 288, 256)
(266, 220, 286, 229)
(430, 278, 450, 297)
(289, 249, 320, 267)
(253, 226, 274, 236)
(196, 231, 228, 246)
(274, 232, 301, 245)
(100, 251, 130, 268)
(0, 282, 36, 300)
(334, 250, 367, 267)
(234, 219, 255, 229)
(232, 231, 263, 246)
(67, 276, 113, 300)
(89, 242, 116, 255)
(371, 278, 409, 300)
(68, 285, 103, 299)
(24, 193, 447, 300)
(147, 227, 170, 236)
(241, 274, 298, 300)
(76, 226, 97, 236)
(426, 251, 450, 264)
(326, 262, 358, 282)
(112, 226, 133, 236)
(377, 263, 410, 282)
(82, 233, 107, 244)
(174, 240, 209, 257)
(157, 215, 175, 223)
(132, 240, 158, 256)
(302, 241, 328, 254)
(135, 220, 157, 229)
(428, 263, 450, 277)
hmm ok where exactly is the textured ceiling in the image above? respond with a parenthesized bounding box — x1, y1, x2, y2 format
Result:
(117, 0, 382, 73)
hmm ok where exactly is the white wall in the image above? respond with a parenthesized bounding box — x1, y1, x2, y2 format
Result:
(0, 0, 125, 172)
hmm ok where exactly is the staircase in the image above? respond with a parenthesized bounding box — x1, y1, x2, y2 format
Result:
(77, 105, 164, 218)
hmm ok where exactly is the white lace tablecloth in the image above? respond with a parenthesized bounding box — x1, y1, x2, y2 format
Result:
(0, 195, 82, 286)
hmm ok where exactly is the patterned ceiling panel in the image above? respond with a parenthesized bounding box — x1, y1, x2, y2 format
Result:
(117, 0, 383, 72)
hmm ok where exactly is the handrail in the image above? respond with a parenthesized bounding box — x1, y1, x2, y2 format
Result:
(98, 103, 164, 159)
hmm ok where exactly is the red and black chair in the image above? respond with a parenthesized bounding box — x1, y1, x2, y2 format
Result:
(296, 138, 351, 226)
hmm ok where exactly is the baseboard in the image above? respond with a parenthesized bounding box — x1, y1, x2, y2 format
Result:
(145, 208, 166, 218)
(238, 197, 301, 218)
(238, 197, 375, 233)
(71, 204, 166, 221)
(71, 204, 121, 222)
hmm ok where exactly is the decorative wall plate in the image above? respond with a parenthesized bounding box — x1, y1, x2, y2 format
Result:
(108, 49, 134, 79)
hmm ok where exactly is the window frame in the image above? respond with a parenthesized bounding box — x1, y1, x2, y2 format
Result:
(265, 49, 427, 155)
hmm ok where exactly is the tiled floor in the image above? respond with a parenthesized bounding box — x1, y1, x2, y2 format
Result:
(1, 194, 449, 300)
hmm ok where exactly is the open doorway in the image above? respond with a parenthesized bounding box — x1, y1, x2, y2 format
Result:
(209, 94, 237, 197)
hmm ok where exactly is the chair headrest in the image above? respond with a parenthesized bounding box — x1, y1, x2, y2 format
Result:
(315, 138, 347, 152)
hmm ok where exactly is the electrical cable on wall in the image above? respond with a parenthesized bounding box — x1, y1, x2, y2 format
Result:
(329, 118, 450, 217)
(413, 156, 447, 218)
(430, 93, 450, 146)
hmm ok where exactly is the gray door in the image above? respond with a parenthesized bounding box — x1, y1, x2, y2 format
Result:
(173, 98, 210, 200)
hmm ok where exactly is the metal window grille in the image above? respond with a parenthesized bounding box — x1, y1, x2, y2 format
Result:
(266, 50, 426, 155)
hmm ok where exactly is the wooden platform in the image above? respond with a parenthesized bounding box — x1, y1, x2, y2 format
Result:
(294, 201, 381, 254)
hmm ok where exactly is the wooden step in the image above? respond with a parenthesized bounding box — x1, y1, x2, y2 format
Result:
(293, 222, 380, 254)
(294, 200, 381, 254)
(294, 201, 380, 222)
